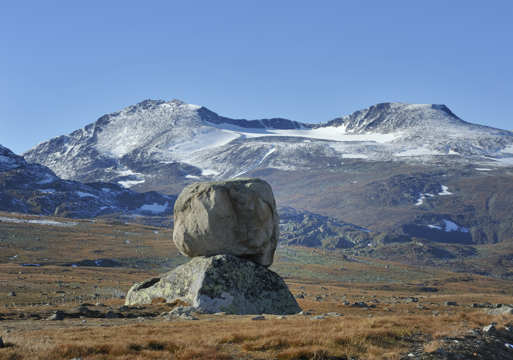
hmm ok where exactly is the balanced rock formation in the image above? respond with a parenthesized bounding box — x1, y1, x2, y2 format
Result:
(173, 178, 279, 267)
(125, 254, 301, 315)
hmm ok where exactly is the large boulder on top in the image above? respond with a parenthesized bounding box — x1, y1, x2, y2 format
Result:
(125, 254, 301, 315)
(173, 178, 279, 267)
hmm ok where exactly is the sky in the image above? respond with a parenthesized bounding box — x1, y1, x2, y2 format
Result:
(1, 0, 512, 155)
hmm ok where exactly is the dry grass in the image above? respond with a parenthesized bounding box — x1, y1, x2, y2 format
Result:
(1, 309, 511, 360)
(2, 212, 513, 359)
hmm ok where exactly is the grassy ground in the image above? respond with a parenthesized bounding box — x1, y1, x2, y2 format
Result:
(1, 212, 513, 359)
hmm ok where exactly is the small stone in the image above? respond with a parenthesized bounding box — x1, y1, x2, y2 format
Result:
(298, 311, 311, 316)
(95, 303, 105, 307)
(8, 291, 16, 297)
(483, 324, 497, 335)
(276, 316, 287, 319)
(251, 316, 265, 321)
(180, 314, 198, 320)
(105, 311, 120, 319)
(407, 353, 417, 357)
(444, 301, 458, 306)
(436, 347, 448, 357)
(0, 337, 4, 349)
(310, 316, 325, 320)
(326, 312, 341, 316)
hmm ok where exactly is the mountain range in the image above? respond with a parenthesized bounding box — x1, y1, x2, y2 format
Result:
(20, 99, 513, 247)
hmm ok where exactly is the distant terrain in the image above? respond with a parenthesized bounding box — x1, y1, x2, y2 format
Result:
(4, 99, 509, 280)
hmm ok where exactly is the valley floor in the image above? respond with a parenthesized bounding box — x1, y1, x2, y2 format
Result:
(2, 213, 513, 359)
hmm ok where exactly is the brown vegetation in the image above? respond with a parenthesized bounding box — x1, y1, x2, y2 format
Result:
(2, 212, 513, 359)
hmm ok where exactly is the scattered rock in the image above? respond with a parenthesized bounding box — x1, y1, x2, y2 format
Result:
(251, 316, 265, 321)
(326, 312, 341, 316)
(351, 301, 369, 308)
(444, 301, 458, 306)
(298, 311, 311, 316)
(8, 292, 16, 297)
(179, 314, 198, 320)
(73, 306, 90, 312)
(105, 311, 120, 319)
(0, 337, 4, 349)
(486, 306, 513, 316)
(403, 297, 418, 303)
(310, 316, 325, 320)
(276, 316, 287, 319)
(125, 254, 301, 315)
(483, 324, 497, 335)
(173, 178, 279, 267)
(436, 347, 448, 357)
(46, 310, 66, 321)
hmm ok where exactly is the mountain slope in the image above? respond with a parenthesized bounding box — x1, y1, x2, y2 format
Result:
(21, 100, 513, 244)
(23, 100, 513, 186)
(1, 144, 175, 218)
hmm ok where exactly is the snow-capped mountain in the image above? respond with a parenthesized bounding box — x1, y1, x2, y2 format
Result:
(23, 100, 513, 188)
(1, 143, 175, 218)
(21, 100, 513, 245)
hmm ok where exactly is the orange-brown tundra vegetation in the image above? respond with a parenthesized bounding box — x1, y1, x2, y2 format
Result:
(1, 212, 513, 359)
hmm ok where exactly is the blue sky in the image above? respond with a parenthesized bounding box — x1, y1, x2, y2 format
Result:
(1, 0, 512, 155)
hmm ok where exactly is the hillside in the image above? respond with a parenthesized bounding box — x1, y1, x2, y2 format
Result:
(0, 144, 175, 218)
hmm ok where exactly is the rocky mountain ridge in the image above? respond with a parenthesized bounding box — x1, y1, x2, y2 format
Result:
(0, 144, 175, 218)
(19, 100, 513, 246)
(23, 100, 513, 186)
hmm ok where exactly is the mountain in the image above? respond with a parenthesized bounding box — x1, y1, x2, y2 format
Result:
(0, 144, 175, 218)
(22, 100, 513, 244)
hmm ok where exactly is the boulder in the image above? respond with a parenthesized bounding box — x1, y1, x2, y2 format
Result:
(125, 254, 301, 315)
(486, 307, 513, 316)
(173, 178, 279, 267)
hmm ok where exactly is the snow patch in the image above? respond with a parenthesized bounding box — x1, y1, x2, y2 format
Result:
(394, 148, 441, 157)
(415, 193, 435, 206)
(443, 220, 469, 233)
(0, 216, 77, 227)
(168, 130, 240, 154)
(206, 121, 401, 144)
(428, 225, 442, 230)
(438, 185, 453, 196)
(475, 168, 492, 171)
(140, 201, 169, 213)
(38, 173, 57, 184)
(39, 189, 56, 194)
(185, 174, 200, 179)
(342, 153, 369, 159)
(77, 191, 98, 198)
(119, 179, 145, 188)
(230, 146, 276, 178)
(201, 169, 220, 176)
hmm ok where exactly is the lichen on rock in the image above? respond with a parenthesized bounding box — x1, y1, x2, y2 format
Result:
(125, 254, 301, 315)
(172, 178, 279, 267)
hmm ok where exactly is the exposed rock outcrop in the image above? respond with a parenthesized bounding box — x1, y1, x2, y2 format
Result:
(125, 254, 301, 315)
